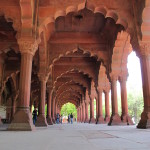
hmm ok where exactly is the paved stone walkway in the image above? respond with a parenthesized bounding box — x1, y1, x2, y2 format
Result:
(0, 123, 150, 150)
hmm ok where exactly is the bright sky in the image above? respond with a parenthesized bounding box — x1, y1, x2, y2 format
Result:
(126, 52, 142, 92)
(117, 51, 142, 94)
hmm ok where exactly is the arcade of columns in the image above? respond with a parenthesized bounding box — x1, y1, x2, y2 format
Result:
(0, 0, 150, 130)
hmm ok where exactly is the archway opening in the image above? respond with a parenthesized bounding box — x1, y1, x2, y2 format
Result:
(60, 102, 77, 123)
(126, 51, 143, 124)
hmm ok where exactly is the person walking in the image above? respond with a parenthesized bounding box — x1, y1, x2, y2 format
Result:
(56, 113, 60, 124)
(32, 108, 37, 125)
(70, 113, 73, 124)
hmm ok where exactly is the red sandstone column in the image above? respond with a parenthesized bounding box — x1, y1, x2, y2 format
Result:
(0, 52, 4, 124)
(84, 101, 89, 123)
(96, 98, 98, 123)
(11, 95, 17, 121)
(52, 98, 56, 123)
(119, 76, 133, 125)
(137, 44, 150, 128)
(90, 95, 96, 123)
(0, 91, 2, 124)
(77, 108, 79, 122)
(77, 107, 80, 122)
(0, 55, 4, 106)
(97, 88, 104, 124)
(0, 64, 3, 125)
(47, 89, 53, 125)
(82, 101, 85, 122)
(108, 75, 121, 125)
(35, 78, 48, 127)
(104, 90, 110, 122)
(80, 104, 83, 122)
(8, 40, 38, 131)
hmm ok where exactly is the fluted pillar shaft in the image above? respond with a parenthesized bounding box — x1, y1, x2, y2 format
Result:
(77, 108, 79, 122)
(47, 90, 53, 125)
(97, 88, 104, 124)
(104, 90, 110, 122)
(35, 79, 48, 127)
(84, 101, 89, 123)
(108, 75, 121, 125)
(78, 108, 80, 122)
(82, 101, 85, 122)
(8, 49, 36, 131)
(90, 96, 95, 123)
(137, 46, 150, 128)
(0, 55, 4, 107)
(52, 98, 56, 123)
(120, 76, 133, 125)
(80, 105, 83, 122)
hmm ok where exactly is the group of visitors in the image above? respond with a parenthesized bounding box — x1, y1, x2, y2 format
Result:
(68, 113, 74, 124)
(32, 108, 74, 125)
(56, 113, 63, 124)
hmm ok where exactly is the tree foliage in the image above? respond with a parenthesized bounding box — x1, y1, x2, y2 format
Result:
(127, 91, 143, 124)
(61, 102, 77, 118)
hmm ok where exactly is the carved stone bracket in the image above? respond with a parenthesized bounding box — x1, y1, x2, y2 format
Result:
(38, 74, 49, 82)
(110, 74, 118, 82)
(118, 74, 128, 83)
(18, 38, 38, 56)
(97, 86, 103, 93)
(138, 42, 150, 57)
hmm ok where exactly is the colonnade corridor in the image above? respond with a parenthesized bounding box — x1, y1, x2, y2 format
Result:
(0, 123, 150, 150)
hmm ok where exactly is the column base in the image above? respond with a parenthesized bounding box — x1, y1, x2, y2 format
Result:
(52, 118, 56, 124)
(89, 117, 96, 124)
(121, 114, 134, 125)
(97, 116, 105, 124)
(84, 119, 89, 123)
(108, 114, 122, 125)
(105, 116, 110, 123)
(137, 111, 150, 129)
(7, 108, 35, 131)
(35, 114, 48, 127)
(80, 119, 83, 123)
(47, 116, 53, 125)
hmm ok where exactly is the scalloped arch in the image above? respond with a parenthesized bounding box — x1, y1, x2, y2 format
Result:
(1, 71, 20, 94)
(0, 8, 21, 33)
(59, 99, 78, 108)
(54, 80, 85, 102)
(56, 89, 82, 103)
(38, 1, 128, 44)
(54, 68, 91, 87)
(48, 47, 101, 80)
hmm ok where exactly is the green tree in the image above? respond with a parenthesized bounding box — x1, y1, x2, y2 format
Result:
(127, 91, 143, 124)
(61, 103, 77, 118)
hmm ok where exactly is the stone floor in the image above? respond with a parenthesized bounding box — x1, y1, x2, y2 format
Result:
(0, 123, 150, 150)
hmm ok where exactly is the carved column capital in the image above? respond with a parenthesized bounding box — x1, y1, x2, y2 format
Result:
(85, 100, 89, 105)
(18, 38, 38, 56)
(82, 100, 85, 105)
(38, 74, 48, 82)
(97, 86, 103, 93)
(90, 94, 95, 100)
(104, 87, 110, 93)
(138, 42, 150, 57)
(110, 74, 118, 82)
(118, 75, 128, 83)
